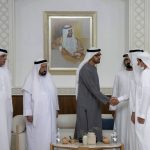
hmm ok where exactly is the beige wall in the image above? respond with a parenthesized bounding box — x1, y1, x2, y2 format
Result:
(0, 0, 150, 95)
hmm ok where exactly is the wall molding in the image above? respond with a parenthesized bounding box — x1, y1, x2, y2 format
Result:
(8, 0, 16, 86)
(129, 0, 150, 50)
(12, 87, 112, 95)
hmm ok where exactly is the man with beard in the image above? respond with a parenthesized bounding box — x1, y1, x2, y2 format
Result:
(74, 47, 110, 142)
(110, 54, 133, 150)
(22, 59, 59, 150)
(111, 50, 144, 150)
(0, 48, 13, 150)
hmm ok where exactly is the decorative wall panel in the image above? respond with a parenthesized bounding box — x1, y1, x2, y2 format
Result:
(129, 0, 150, 50)
(0, 0, 9, 49)
(0, 0, 15, 84)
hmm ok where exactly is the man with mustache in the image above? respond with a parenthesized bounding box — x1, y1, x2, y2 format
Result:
(74, 47, 110, 142)
(110, 53, 133, 150)
(22, 59, 59, 150)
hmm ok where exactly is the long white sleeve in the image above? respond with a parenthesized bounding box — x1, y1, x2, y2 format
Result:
(109, 74, 119, 111)
(23, 90, 33, 116)
(138, 86, 150, 119)
(110, 71, 131, 110)
(118, 95, 129, 102)
(129, 76, 136, 112)
(55, 93, 59, 111)
(138, 70, 150, 119)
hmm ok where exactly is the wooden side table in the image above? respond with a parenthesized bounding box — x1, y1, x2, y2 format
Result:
(50, 142, 124, 150)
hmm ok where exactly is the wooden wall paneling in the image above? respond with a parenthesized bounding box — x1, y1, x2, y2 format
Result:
(12, 96, 23, 116)
(12, 95, 112, 116)
(58, 95, 76, 114)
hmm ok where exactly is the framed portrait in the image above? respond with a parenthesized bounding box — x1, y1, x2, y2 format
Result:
(43, 11, 97, 74)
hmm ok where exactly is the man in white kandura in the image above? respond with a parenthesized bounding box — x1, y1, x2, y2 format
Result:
(110, 53, 133, 150)
(128, 49, 144, 150)
(135, 52, 150, 150)
(22, 59, 59, 150)
(0, 48, 13, 150)
(110, 50, 144, 150)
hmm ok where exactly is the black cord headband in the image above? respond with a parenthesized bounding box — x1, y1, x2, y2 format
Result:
(34, 60, 47, 64)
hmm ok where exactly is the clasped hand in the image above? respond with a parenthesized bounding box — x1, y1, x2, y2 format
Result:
(137, 117, 145, 124)
(109, 97, 119, 106)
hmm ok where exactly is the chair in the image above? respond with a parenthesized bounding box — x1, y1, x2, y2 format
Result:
(11, 115, 27, 150)
(57, 114, 114, 140)
(57, 114, 76, 139)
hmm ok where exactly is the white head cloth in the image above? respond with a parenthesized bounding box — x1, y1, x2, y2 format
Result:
(22, 59, 58, 126)
(0, 48, 12, 110)
(0, 48, 7, 56)
(137, 51, 150, 68)
(75, 47, 101, 98)
(119, 53, 130, 71)
(62, 25, 77, 54)
(0, 48, 8, 68)
(129, 49, 144, 83)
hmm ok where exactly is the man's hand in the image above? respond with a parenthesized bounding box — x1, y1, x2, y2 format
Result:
(131, 112, 135, 124)
(26, 116, 33, 123)
(112, 111, 116, 119)
(110, 97, 119, 106)
(137, 117, 145, 124)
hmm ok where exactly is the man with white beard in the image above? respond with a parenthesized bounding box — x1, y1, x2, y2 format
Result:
(52, 25, 84, 59)
(0, 48, 13, 150)
(135, 52, 150, 150)
(109, 54, 133, 150)
(22, 59, 59, 150)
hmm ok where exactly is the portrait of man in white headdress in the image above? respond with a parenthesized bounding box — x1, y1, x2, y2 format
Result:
(52, 25, 84, 60)
(48, 16, 93, 69)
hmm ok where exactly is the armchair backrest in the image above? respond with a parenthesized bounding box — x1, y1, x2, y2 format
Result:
(12, 115, 26, 134)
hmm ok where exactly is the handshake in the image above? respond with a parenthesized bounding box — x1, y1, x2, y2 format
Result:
(109, 97, 119, 106)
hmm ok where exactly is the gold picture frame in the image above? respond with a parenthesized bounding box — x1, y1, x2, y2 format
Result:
(43, 11, 97, 75)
